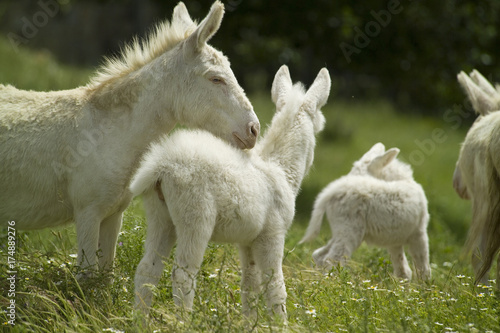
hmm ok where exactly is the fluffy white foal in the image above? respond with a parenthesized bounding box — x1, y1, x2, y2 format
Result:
(301, 143, 431, 280)
(131, 65, 330, 320)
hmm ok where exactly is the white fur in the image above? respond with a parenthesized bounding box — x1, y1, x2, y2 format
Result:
(131, 65, 330, 320)
(453, 69, 500, 284)
(0, 1, 259, 276)
(300, 143, 431, 281)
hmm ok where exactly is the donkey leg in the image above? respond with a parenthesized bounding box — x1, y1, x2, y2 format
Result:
(387, 246, 412, 280)
(98, 210, 124, 272)
(239, 245, 261, 318)
(135, 191, 176, 313)
(171, 237, 210, 310)
(322, 220, 364, 270)
(75, 209, 102, 279)
(171, 215, 213, 310)
(312, 238, 336, 267)
(407, 230, 431, 280)
(253, 234, 287, 321)
(98, 195, 131, 271)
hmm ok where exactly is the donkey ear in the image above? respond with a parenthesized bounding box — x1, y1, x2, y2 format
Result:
(271, 65, 293, 108)
(368, 148, 400, 173)
(305, 68, 331, 110)
(365, 142, 385, 157)
(457, 71, 497, 116)
(172, 2, 195, 32)
(470, 69, 498, 97)
(184, 1, 224, 54)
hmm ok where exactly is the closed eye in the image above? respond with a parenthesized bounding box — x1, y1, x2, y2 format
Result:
(209, 77, 225, 85)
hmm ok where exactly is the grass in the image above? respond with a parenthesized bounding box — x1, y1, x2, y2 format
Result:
(1, 38, 499, 332)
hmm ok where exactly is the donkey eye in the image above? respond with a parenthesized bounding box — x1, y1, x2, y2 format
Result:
(209, 77, 225, 84)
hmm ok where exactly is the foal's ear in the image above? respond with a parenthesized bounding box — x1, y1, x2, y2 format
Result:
(272, 65, 293, 109)
(368, 148, 400, 173)
(305, 68, 331, 110)
(457, 70, 497, 116)
(172, 2, 195, 32)
(185, 1, 224, 54)
(364, 142, 385, 157)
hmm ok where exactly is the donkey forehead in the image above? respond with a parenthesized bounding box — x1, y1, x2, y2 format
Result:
(200, 46, 230, 69)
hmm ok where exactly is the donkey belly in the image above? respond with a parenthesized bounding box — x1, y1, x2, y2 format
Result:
(0, 144, 74, 229)
(211, 217, 264, 244)
(0, 185, 73, 230)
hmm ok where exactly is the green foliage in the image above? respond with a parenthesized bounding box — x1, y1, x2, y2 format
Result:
(187, 0, 500, 113)
(0, 35, 92, 90)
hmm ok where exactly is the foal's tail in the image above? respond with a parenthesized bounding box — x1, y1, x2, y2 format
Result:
(129, 163, 160, 198)
(300, 189, 331, 244)
(465, 147, 500, 283)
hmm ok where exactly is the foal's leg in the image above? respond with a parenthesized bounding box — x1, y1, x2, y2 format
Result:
(322, 218, 365, 270)
(134, 191, 177, 313)
(312, 238, 336, 267)
(252, 233, 287, 321)
(170, 203, 215, 310)
(239, 245, 261, 318)
(407, 230, 431, 280)
(387, 246, 412, 280)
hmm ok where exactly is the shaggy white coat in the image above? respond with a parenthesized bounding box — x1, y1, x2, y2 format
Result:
(130, 65, 330, 320)
(301, 143, 431, 281)
(0, 1, 259, 275)
(453, 69, 500, 284)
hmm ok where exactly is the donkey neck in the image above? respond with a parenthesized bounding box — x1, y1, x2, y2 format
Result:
(88, 54, 178, 139)
(258, 112, 315, 197)
(84, 55, 180, 182)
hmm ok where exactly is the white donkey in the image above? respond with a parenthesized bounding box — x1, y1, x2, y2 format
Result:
(130, 65, 330, 320)
(0, 1, 259, 277)
(453, 70, 500, 284)
(301, 143, 431, 281)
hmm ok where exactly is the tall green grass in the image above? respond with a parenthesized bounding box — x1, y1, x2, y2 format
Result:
(1, 39, 498, 332)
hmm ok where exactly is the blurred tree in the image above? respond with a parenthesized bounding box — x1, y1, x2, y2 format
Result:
(0, 0, 498, 115)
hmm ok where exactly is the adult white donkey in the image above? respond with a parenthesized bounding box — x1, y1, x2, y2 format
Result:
(0, 1, 259, 277)
(453, 70, 500, 285)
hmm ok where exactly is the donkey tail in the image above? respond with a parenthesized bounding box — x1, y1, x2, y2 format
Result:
(300, 188, 331, 244)
(465, 148, 500, 283)
(129, 162, 161, 197)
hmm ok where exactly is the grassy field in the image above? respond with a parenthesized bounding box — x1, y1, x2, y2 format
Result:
(1, 38, 499, 332)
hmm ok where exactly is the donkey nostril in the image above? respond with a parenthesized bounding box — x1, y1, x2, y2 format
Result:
(250, 122, 260, 138)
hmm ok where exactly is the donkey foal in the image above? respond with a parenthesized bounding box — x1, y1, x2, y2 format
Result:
(301, 143, 431, 281)
(130, 65, 330, 320)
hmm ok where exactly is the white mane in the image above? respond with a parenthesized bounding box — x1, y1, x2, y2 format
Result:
(89, 17, 196, 88)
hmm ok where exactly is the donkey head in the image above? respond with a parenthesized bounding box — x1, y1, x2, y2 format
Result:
(271, 65, 329, 134)
(457, 69, 500, 116)
(453, 69, 500, 200)
(350, 143, 411, 181)
(168, 1, 259, 149)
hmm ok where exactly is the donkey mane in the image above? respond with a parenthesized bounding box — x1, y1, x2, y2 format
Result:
(89, 19, 196, 89)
